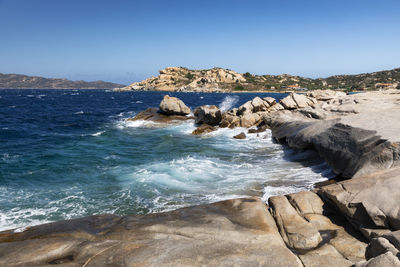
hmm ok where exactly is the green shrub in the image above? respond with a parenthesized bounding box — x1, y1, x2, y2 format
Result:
(234, 85, 245, 91)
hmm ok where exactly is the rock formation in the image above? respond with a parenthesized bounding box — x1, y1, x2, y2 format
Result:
(2, 89, 400, 266)
(159, 95, 191, 115)
(117, 67, 246, 92)
(193, 105, 222, 125)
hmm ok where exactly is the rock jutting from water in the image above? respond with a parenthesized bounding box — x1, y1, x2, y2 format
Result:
(1, 89, 400, 266)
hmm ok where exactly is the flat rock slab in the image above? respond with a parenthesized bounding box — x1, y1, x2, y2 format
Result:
(128, 107, 193, 124)
(0, 198, 302, 267)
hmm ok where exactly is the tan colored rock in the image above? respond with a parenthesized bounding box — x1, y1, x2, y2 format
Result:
(0, 198, 303, 267)
(240, 113, 261, 128)
(280, 93, 299, 109)
(318, 167, 400, 233)
(193, 105, 222, 126)
(159, 95, 191, 115)
(263, 97, 276, 106)
(237, 100, 253, 115)
(219, 112, 240, 128)
(269, 195, 322, 250)
(299, 244, 353, 267)
(287, 191, 324, 215)
(307, 89, 346, 101)
(268, 103, 285, 112)
(251, 96, 270, 112)
(292, 93, 317, 108)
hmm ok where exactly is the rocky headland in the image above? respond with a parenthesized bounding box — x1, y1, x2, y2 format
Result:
(1, 89, 400, 266)
(0, 73, 125, 89)
(116, 66, 400, 92)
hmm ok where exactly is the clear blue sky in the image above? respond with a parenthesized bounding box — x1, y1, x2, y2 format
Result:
(1, 0, 399, 85)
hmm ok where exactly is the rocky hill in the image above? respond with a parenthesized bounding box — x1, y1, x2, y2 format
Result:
(0, 73, 125, 89)
(117, 67, 400, 92)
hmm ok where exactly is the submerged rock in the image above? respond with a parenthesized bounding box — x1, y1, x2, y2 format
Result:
(193, 105, 222, 125)
(159, 95, 191, 115)
(192, 124, 216, 135)
(233, 132, 246, 139)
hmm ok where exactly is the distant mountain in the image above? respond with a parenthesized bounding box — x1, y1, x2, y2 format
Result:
(0, 73, 125, 89)
(117, 67, 400, 92)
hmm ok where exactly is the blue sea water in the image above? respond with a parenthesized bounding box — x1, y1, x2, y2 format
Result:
(0, 89, 334, 231)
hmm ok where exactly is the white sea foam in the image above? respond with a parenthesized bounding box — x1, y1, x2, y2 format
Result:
(75, 111, 84, 114)
(219, 95, 239, 111)
(91, 130, 105, 136)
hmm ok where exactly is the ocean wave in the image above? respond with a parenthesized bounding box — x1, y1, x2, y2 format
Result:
(91, 130, 105, 136)
(74, 110, 84, 114)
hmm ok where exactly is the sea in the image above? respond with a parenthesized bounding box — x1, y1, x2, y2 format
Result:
(0, 89, 334, 231)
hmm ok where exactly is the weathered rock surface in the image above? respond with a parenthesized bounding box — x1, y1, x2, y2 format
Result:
(192, 124, 216, 135)
(193, 105, 222, 125)
(269, 191, 368, 264)
(318, 167, 400, 234)
(269, 195, 322, 250)
(265, 90, 400, 178)
(279, 93, 316, 110)
(0, 198, 303, 267)
(159, 95, 191, 115)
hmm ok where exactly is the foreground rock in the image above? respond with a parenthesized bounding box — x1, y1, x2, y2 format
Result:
(193, 105, 222, 125)
(159, 95, 191, 115)
(0, 198, 303, 267)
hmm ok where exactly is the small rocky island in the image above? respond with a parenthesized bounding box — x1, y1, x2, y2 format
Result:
(1, 89, 400, 266)
(116, 66, 400, 92)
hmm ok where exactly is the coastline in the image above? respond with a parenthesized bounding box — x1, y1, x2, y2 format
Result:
(1, 89, 400, 266)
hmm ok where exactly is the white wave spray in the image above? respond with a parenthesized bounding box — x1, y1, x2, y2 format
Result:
(219, 95, 239, 112)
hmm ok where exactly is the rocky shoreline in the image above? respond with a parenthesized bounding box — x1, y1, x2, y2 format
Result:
(1, 89, 400, 266)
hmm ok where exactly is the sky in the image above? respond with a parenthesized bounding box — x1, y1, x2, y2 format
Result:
(0, 0, 399, 85)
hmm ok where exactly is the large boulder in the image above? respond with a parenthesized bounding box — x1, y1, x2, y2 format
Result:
(219, 112, 240, 128)
(159, 95, 191, 115)
(240, 113, 261, 128)
(237, 97, 271, 115)
(280, 93, 316, 110)
(193, 105, 222, 125)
